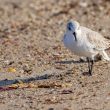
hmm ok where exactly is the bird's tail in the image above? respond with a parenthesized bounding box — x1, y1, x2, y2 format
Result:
(101, 50, 110, 61)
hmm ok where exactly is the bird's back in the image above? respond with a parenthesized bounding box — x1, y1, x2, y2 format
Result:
(80, 26, 110, 50)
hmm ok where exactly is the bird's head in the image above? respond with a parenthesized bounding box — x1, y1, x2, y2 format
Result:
(66, 20, 80, 41)
(67, 20, 80, 32)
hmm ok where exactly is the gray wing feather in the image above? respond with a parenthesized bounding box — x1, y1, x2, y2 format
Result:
(80, 26, 110, 50)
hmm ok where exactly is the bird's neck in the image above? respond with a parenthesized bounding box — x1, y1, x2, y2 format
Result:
(76, 29, 81, 35)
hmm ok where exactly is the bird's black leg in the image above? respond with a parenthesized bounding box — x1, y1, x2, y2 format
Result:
(86, 57, 92, 76)
(90, 60, 94, 75)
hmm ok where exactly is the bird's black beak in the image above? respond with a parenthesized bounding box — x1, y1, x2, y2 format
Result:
(73, 32, 77, 41)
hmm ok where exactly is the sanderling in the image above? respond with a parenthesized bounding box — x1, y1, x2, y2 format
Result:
(63, 20, 110, 75)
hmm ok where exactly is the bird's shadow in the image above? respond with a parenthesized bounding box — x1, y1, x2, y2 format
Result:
(0, 59, 83, 88)
(0, 74, 54, 87)
(0, 59, 94, 88)
(55, 58, 99, 64)
(55, 59, 87, 64)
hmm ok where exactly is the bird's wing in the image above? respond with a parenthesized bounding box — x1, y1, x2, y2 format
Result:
(81, 26, 110, 50)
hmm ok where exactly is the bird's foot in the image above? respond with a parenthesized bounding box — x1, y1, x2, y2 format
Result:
(88, 70, 92, 76)
(82, 70, 92, 76)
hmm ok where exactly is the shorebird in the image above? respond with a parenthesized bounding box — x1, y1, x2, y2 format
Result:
(63, 20, 110, 75)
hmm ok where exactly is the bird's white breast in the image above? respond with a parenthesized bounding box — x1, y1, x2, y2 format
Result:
(63, 32, 96, 57)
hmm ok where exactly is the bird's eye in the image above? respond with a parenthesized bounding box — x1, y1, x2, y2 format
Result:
(68, 26, 71, 31)
(67, 23, 72, 31)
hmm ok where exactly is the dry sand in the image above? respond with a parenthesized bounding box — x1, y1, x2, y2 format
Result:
(0, 0, 110, 110)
